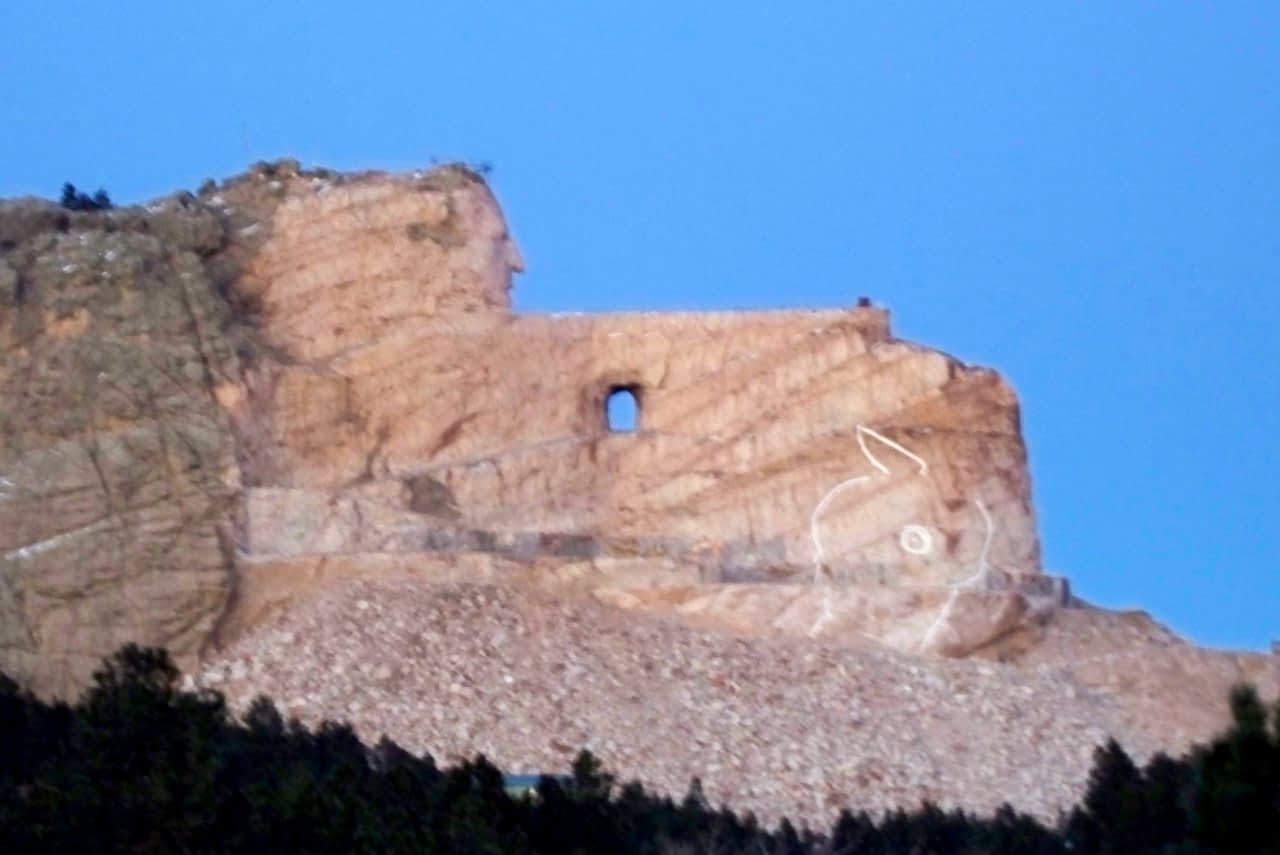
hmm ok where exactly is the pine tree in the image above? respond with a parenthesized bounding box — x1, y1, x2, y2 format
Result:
(1192, 684, 1280, 854)
(1066, 739, 1152, 854)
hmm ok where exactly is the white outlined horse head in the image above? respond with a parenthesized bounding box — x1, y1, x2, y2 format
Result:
(809, 425, 995, 588)
(806, 425, 1000, 640)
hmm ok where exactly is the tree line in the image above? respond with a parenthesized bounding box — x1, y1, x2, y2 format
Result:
(1, 645, 1276, 853)
(59, 183, 112, 212)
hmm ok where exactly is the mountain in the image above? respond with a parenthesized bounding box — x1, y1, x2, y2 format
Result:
(2, 161, 1275, 822)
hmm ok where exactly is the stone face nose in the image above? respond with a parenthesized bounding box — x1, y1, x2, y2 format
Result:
(504, 237, 526, 274)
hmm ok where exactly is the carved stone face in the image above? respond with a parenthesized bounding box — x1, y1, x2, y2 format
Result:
(456, 183, 524, 308)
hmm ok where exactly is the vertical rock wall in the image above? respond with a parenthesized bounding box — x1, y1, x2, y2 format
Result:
(228, 166, 1041, 587)
(0, 197, 243, 696)
(1, 161, 1050, 693)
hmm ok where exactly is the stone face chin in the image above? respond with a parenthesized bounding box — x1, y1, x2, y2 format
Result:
(5, 160, 1053, 694)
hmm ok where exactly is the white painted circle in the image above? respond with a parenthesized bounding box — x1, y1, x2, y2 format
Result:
(898, 525, 933, 555)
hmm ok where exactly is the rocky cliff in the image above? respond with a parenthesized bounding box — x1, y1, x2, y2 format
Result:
(0, 161, 521, 694)
(4, 160, 1065, 695)
(0, 191, 243, 695)
(2, 161, 1275, 820)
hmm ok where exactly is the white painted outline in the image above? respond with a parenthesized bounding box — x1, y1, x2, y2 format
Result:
(919, 594, 956, 652)
(809, 425, 930, 584)
(809, 588, 835, 638)
(807, 424, 929, 637)
(949, 500, 994, 589)
(919, 499, 998, 652)
(809, 474, 870, 583)
(898, 525, 933, 556)
(3, 518, 114, 562)
(804, 421, 1012, 652)
(975, 500, 994, 581)
(855, 425, 928, 477)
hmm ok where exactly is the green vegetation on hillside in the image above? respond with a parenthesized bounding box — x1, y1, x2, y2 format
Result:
(0, 645, 1276, 853)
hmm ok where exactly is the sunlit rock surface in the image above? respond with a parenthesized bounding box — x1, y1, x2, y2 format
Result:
(3, 161, 1275, 820)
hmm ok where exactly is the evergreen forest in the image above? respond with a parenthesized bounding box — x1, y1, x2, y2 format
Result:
(1, 645, 1277, 853)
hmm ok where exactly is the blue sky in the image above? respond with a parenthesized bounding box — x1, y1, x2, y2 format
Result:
(3, 3, 1277, 649)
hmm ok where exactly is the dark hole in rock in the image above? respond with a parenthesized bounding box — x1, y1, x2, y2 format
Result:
(606, 386, 639, 433)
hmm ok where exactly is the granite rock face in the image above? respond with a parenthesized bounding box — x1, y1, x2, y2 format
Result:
(4, 162, 1277, 822)
(1, 161, 1061, 692)
(215, 166, 1057, 658)
(0, 195, 242, 696)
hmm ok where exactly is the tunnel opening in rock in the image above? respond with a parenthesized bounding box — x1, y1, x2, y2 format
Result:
(606, 386, 640, 433)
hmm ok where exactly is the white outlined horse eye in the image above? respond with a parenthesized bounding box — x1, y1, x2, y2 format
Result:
(898, 524, 933, 555)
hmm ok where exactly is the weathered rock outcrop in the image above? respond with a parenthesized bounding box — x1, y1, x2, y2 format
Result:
(4, 160, 1277, 821)
(1, 160, 1064, 692)
(1, 162, 533, 694)
(0, 195, 242, 695)
(215, 166, 1059, 660)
